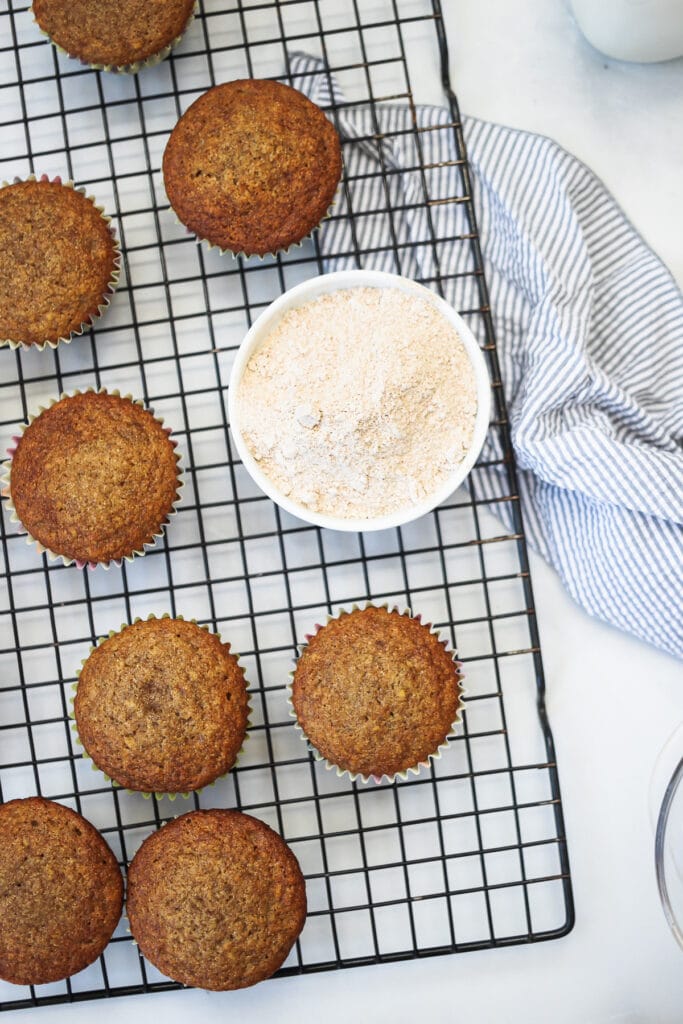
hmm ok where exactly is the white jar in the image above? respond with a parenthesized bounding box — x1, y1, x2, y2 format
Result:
(570, 0, 683, 62)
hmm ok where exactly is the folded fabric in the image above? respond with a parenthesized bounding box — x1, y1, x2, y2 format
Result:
(290, 53, 683, 659)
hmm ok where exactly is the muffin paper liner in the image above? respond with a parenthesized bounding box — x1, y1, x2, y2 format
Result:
(31, 2, 198, 74)
(0, 387, 184, 570)
(173, 194, 338, 262)
(0, 174, 121, 352)
(69, 614, 252, 800)
(287, 602, 466, 785)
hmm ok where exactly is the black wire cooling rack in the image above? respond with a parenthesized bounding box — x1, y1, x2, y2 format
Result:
(0, 0, 574, 1011)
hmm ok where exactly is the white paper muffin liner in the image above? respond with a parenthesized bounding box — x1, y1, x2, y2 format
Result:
(0, 387, 184, 570)
(173, 194, 338, 262)
(69, 614, 252, 800)
(0, 174, 121, 352)
(31, 2, 198, 74)
(287, 602, 466, 785)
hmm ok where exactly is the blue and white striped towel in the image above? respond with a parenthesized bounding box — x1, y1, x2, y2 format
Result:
(291, 53, 683, 659)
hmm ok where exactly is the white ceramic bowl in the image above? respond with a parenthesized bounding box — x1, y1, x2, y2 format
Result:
(227, 270, 491, 532)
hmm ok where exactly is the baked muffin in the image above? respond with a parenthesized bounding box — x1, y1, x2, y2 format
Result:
(127, 810, 307, 990)
(2, 389, 182, 567)
(74, 617, 249, 794)
(0, 797, 123, 986)
(0, 176, 120, 350)
(290, 605, 463, 780)
(163, 79, 342, 256)
(32, 0, 197, 72)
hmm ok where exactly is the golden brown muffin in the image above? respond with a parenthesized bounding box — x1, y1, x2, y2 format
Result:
(0, 797, 123, 987)
(163, 79, 342, 256)
(127, 810, 307, 991)
(32, 0, 196, 70)
(74, 617, 249, 793)
(0, 178, 119, 348)
(291, 606, 463, 779)
(7, 391, 181, 566)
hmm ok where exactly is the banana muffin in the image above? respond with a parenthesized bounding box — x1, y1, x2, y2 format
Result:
(163, 79, 342, 256)
(74, 617, 249, 794)
(290, 605, 463, 780)
(32, 0, 196, 71)
(127, 810, 307, 990)
(0, 177, 119, 350)
(3, 390, 181, 567)
(0, 797, 123, 986)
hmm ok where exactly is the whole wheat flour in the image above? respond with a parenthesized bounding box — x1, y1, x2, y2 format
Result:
(237, 286, 479, 519)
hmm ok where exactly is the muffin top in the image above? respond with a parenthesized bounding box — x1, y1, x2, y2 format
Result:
(127, 809, 307, 991)
(291, 606, 462, 779)
(0, 179, 118, 347)
(163, 79, 342, 256)
(8, 391, 180, 565)
(74, 617, 249, 793)
(32, 0, 196, 68)
(0, 797, 123, 986)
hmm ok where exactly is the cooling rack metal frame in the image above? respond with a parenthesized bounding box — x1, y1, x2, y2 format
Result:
(0, 0, 574, 1011)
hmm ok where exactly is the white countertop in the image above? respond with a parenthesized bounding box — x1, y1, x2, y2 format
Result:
(8, 1, 683, 1021)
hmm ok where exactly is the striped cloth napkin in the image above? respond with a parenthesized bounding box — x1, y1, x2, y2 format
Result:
(290, 53, 683, 659)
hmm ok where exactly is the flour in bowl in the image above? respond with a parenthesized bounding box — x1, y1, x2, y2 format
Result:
(236, 286, 479, 520)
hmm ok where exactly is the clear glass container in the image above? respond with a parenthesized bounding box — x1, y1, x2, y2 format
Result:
(651, 723, 683, 949)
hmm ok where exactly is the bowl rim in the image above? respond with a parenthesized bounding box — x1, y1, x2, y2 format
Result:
(655, 753, 683, 950)
(227, 269, 492, 532)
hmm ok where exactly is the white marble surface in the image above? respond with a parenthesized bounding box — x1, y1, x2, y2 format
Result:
(8, 1, 683, 1021)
